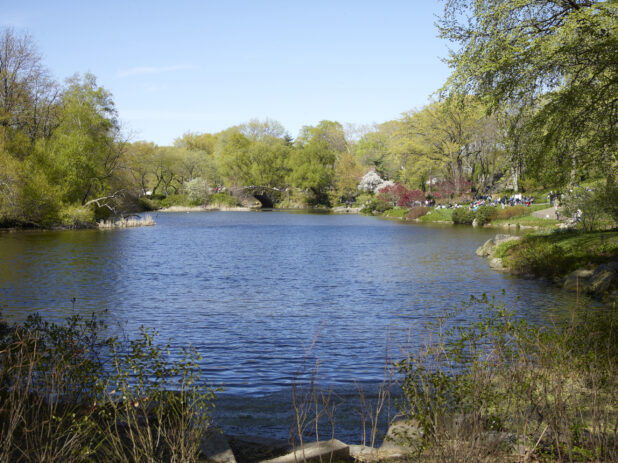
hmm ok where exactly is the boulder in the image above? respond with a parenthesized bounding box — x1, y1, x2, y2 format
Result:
(489, 257, 506, 271)
(493, 234, 521, 246)
(476, 239, 495, 257)
(260, 439, 349, 463)
(562, 268, 594, 292)
(588, 263, 618, 297)
(200, 428, 237, 463)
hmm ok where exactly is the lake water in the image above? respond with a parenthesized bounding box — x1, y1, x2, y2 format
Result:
(0, 211, 581, 442)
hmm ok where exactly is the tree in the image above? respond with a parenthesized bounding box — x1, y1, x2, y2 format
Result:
(0, 29, 60, 145)
(287, 139, 336, 204)
(238, 118, 286, 142)
(46, 74, 124, 206)
(438, 0, 618, 188)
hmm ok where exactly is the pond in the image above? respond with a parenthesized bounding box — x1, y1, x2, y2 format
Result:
(0, 211, 581, 442)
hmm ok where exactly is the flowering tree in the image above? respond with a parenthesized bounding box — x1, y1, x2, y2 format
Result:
(378, 184, 425, 207)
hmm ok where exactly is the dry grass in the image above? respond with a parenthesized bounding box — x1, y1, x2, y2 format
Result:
(98, 215, 155, 229)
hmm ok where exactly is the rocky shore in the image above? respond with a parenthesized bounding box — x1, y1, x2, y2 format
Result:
(476, 233, 618, 305)
(200, 420, 422, 463)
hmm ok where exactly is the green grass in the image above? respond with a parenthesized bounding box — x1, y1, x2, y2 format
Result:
(491, 215, 560, 228)
(501, 229, 618, 277)
(382, 207, 409, 219)
(418, 208, 453, 223)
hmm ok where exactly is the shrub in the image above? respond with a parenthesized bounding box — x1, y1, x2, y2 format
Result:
(492, 205, 527, 220)
(397, 295, 618, 462)
(207, 192, 239, 207)
(184, 177, 211, 204)
(378, 184, 425, 208)
(59, 204, 95, 227)
(406, 206, 430, 220)
(451, 207, 475, 224)
(137, 196, 158, 211)
(159, 194, 199, 208)
(503, 238, 572, 277)
(474, 205, 496, 226)
(562, 185, 616, 231)
(360, 196, 391, 214)
(0, 313, 217, 463)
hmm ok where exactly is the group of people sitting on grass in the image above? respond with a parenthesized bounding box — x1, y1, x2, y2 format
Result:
(433, 194, 536, 210)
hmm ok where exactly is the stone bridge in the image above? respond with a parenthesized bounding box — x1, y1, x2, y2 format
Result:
(231, 186, 284, 208)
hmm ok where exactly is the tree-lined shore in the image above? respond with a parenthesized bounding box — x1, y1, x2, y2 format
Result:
(1, 0, 616, 229)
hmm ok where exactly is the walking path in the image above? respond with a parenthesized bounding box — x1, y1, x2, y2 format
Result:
(531, 207, 559, 220)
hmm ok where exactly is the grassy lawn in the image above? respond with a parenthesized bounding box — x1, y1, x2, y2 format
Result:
(490, 215, 560, 228)
(382, 207, 409, 219)
(417, 208, 453, 223)
(498, 229, 618, 278)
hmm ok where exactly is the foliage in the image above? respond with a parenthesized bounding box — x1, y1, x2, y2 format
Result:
(360, 196, 392, 215)
(207, 192, 239, 207)
(451, 207, 475, 225)
(0, 313, 217, 462)
(377, 183, 424, 208)
(406, 206, 430, 221)
(439, 0, 618, 189)
(473, 205, 495, 226)
(562, 186, 616, 232)
(184, 177, 210, 204)
(397, 295, 618, 462)
(59, 204, 95, 227)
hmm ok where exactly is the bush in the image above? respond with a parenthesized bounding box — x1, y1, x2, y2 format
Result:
(397, 296, 618, 462)
(406, 206, 430, 220)
(562, 185, 617, 231)
(451, 207, 475, 224)
(59, 204, 95, 227)
(503, 238, 572, 277)
(360, 196, 391, 214)
(474, 205, 496, 226)
(137, 196, 158, 211)
(158, 194, 199, 208)
(184, 177, 211, 204)
(0, 313, 217, 463)
(207, 192, 239, 207)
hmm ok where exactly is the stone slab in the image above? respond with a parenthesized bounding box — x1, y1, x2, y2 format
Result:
(260, 439, 349, 463)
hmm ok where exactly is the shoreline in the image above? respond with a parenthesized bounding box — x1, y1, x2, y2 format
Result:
(477, 232, 618, 306)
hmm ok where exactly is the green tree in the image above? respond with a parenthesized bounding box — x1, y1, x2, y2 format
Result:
(287, 139, 336, 204)
(47, 73, 124, 206)
(439, 0, 618, 188)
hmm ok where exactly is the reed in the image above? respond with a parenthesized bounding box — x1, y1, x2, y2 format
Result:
(97, 215, 155, 229)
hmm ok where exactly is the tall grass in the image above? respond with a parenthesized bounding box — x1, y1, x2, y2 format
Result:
(396, 295, 618, 462)
(0, 314, 216, 463)
(98, 215, 155, 229)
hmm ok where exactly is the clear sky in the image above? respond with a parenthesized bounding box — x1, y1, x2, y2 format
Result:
(2, 0, 452, 146)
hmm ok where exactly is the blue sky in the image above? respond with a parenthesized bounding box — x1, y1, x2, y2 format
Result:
(2, 1, 452, 145)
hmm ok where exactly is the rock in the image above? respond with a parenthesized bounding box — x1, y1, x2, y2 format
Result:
(476, 238, 495, 257)
(349, 444, 410, 462)
(200, 428, 237, 463)
(489, 257, 506, 271)
(472, 218, 479, 227)
(477, 235, 521, 259)
(588, 263, 618, 296)
(562, 268, 594, 292)
(493, 234, 521, 246)
(260, 439, 349, 463)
